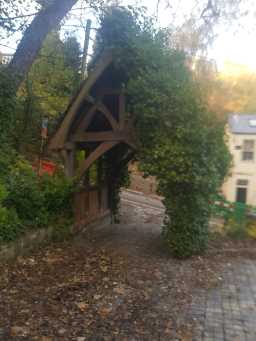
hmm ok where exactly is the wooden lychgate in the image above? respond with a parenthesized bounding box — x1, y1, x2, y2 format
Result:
(49, 50, 136, 227)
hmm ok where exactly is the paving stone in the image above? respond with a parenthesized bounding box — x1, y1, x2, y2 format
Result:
(190, 259, 256, 341)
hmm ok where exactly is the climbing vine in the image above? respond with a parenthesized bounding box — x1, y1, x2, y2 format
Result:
(105, 145, 131, 223)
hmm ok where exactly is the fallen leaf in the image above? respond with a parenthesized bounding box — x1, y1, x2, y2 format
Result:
(40, 337, 53, 341)
(10, 326, 29, 337)
(76, 302, 89, 311)
(100, 266, 108, 273)
(98, 307, 112, 317)
(113, 286, 125, 295)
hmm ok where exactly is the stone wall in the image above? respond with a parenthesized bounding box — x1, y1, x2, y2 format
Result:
(0, 213, 111, 262)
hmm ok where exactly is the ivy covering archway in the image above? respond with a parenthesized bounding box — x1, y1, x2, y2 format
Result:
(93, 6, 231, 258)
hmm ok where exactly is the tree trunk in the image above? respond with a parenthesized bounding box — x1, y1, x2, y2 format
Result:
(8, 0, 78, 92)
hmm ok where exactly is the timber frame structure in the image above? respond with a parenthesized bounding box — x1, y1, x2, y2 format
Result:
(49, 50, 136, 227)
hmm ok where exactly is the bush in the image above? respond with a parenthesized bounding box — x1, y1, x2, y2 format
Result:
(0, 157, 74, 244)
(40, 173, 74, 218)
(162, 194, 210, 258)
(0, 183, 23, 243)
(140, 113, 231, 258)
(0, 206, 23, 243)
(247, 219, 256, 239)
(225, 218, 248, 239)
(4, 158, 48, 227)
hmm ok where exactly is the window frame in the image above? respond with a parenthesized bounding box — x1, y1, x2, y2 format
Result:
(235, 179, 248, 204)
(242, 139, 255, 161)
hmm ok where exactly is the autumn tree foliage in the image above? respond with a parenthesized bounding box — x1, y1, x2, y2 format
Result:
(16, 31, 81, 153)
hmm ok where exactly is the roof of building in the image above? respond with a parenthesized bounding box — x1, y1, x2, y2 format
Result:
(228, 114, 256, 134)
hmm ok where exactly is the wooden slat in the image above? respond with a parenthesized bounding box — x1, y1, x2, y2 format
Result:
(71, 131, 125, 142)
(48, 50, 113, 150)
(76, 141, 119, 179)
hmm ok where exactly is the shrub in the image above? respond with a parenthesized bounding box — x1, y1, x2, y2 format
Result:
(0, 206, 23, 243)
(0, 157, 74, 243)
(225, 218, 248, 240)
(40, 173, 74, 218)
(0, 183, 23, 243)
(4, 158, 49, 227)
(247, 219, 256, 239)
(162, 194, 210, 258)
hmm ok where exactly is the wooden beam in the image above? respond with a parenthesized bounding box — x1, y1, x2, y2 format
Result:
(119, 92, 126, 130)
(76, 101, 119, 135)
(98, 88, 123, 96)
(97, 103, 119, 131)
(61, 148, 75, 177)
(76, 141, 119, 179)
(76, 103, 99, 133)
(124, 137, 137, 150)
(85, 95, 96, 104)
(48, 50, 113, 150)
(71, 131, 125, 142)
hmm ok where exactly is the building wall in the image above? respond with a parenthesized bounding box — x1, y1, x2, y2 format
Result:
(222, 131, 256, 206)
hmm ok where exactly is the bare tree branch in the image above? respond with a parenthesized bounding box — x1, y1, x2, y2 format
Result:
(0, 12, 40, 21)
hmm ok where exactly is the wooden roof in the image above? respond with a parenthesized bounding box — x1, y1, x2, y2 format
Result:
(48, 50, 113, 151)
(48, 50, 136, 179)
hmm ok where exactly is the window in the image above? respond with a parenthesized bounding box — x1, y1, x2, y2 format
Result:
(242, 140, 254, 161)
(237, 179, 248, 186)
(236, 179, 248, 204)
(249, 119, 256, 127)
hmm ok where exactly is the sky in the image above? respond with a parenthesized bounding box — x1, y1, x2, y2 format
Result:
(210, 31, 256, 71)
(155, 0, 256, 71)
(1, 0, 256, 72)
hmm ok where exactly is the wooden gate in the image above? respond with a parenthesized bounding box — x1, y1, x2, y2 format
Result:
(73, 185, 109, 229)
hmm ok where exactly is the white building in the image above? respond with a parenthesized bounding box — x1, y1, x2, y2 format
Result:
(223, 114, 256, 206)
(0, 52, 13, 65)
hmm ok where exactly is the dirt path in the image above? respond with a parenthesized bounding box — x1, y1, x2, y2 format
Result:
(0, 191, 255, 340)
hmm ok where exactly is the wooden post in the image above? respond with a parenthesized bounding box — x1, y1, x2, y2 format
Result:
(62, 143, 75, 177)
(119, 91, 126, 130)
(65, 149, 75, 177)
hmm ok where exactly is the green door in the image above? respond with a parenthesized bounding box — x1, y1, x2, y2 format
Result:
(236, 187, 247, 204)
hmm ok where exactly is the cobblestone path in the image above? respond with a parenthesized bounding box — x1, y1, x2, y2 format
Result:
(191, 259, 256, 341)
